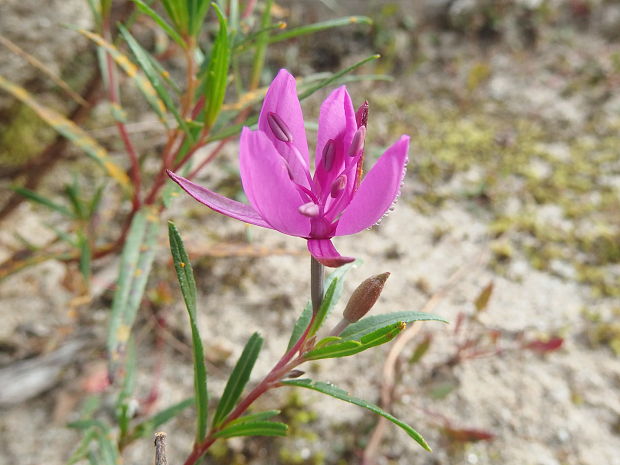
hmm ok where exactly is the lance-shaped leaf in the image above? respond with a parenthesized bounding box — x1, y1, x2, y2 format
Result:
(212, 332, 263, 427)
(339, 311, 448, 341)
(78, 29, 169, 123)
(304, 322, 407, 360)
(161, 0, 189, 34)
(213, 421, 288, 438)
(269, 16, 372, 44)
(119, 25, 190, 135)
(168, 222, 208, 442)
(226, 410, 280, 427)
(130, 398, 194, 440)
(0, 76, 131, 192)
(287, 259, 358, 347)
(132, 0, 185, 48)
(282, 379, 431, 451)
(107, 207, 160, 374)
(299, 54, 381, 100)
(203, 3, 231, 129)
(188, 0, 211, 37)
(11, 186, 75, 218)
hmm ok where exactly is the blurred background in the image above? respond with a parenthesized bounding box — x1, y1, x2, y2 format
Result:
(1, 1, 619, 464)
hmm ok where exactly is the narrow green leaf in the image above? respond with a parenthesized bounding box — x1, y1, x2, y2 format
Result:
(304, 340, 361, 360)
(107, 207, 160, 373)
(213, 332, 263, 427)
(116, 338, 137, 439)
(249, 0, 272, 89)
(189, 0, 211, 37)
(309, 278, 338, 337)
(309, 260, 357, 336)
(168, 222, 208, 442)
(87, 184, 105, 218)
(65, 428, 97, 465)
(119, 25, 190, 135)
(227, 410, 280, 427)
(78, 29, 169, 124)
(286, 301, 312, 351)
(339, 311, 448, 341)
(95, 428, 119, 465)
(64, 180, 85, 219)
(409, 334, 432, 365)
(213, 421, 288, 438)
(11, 186, 74, 217)
(304, 322, 406, 360)
(270, 16, 372, 43)
(206, 114, 257, 142)
(203, 3, 231, 129)
(161, 0, 188, 33)
(78, 234, 92, 284)
(299, 54, 381, 100)
(282, 379, 431, 451)
(0, 76, 132, 192)
(131, 397, 194, 439)
(132, 0, 186, 47)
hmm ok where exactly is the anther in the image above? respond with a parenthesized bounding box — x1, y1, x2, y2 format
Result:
(330, 175, 347, 198)
(298, 202, 320, 217)
(322, 139, 336, 171)
(267, 112, 293, 143)
(355, 100, 369, 128)
(348, 126, 366, 156)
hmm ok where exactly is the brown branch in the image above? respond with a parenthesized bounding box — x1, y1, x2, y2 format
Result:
(154, 432, 168, 465)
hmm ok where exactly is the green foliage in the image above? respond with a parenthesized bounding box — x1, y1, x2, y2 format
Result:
(107, 207, 160, 374)
(203, 4, 231, 129)
(168, 222, 209, 443)
(282, 379, 431, 451)
(212, 332, 263, 427)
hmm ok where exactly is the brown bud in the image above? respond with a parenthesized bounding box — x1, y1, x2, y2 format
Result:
(342, 272, 390, 323)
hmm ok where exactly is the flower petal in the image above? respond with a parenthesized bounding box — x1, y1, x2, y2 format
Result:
(167, 170, 272, 228)
(240, 128, 311, 237)
(258, 69, 310, 187)
(307, 238, 355, 268)
(313, 86, 357, 202)
(335, 135, 409, 236)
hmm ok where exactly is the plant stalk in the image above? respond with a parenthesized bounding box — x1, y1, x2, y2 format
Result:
(311, 257, 324, 314)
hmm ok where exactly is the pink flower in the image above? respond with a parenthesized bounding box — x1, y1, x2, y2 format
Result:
(167, 69, 409, 267)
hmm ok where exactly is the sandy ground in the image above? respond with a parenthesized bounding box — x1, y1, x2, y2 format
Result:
(1, 2, 620, 465)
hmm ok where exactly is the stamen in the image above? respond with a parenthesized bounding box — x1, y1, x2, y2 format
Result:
(330, 175, 347, 198)
(348, 126, 366, 156)
(322, 139, 336, 171)
(298, 202, 320, 217)
(267, 112, 293, 143)
(355, 100, 369, 128)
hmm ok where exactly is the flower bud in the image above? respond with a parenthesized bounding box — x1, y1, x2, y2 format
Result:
(342, 272, 390, 323)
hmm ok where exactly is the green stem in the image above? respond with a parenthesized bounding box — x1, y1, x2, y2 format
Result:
(311, 257, 324, 314)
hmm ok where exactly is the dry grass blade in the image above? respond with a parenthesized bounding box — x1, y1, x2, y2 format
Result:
(0, 35, 88, 107)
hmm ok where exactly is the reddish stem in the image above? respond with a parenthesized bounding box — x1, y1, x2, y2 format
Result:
(182, 314, 316, 465)
(102, 22, 141, 211)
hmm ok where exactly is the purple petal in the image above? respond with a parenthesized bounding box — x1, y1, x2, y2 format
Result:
(167, 170, 272, 229)
(240, 128, 311, 237)
(307, 238, 355, 268)
(335, 135, 409, 236)
(313, 86, 357, 202)
(258, 69, 310, 187)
